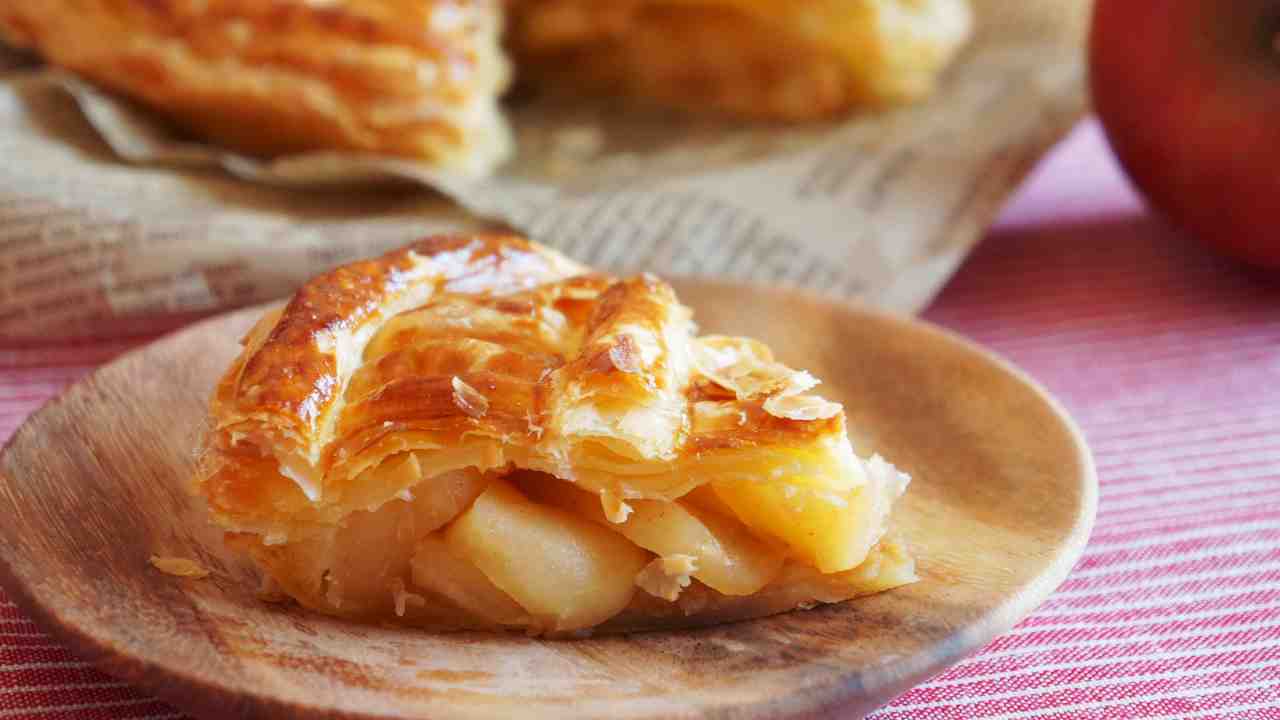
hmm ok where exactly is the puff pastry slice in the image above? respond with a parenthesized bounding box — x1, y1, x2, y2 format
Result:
(197, 234, 916, 635)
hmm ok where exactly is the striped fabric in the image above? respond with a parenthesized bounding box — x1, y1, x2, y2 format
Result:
(2, 121, 1279, 719)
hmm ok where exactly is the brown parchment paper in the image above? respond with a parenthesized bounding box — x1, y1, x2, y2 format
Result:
(0, 0, 1090, 339)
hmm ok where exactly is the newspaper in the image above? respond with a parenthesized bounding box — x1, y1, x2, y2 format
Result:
(0, 0, 1089, 339)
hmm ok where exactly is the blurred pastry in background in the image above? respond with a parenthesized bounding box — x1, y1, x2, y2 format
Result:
(507, 0, 973, 121)
(0, 0, 972, 172)
(197, 234, 916, 635)
(0, 0, 512, 176)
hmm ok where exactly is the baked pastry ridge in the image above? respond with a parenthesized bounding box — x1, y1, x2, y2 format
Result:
(197, 234, 915, 635)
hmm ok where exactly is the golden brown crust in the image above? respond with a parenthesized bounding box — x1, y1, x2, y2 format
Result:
(568, 274, 683, 395)
(0, 0, 511, 172)
(220, 235, 573, 433)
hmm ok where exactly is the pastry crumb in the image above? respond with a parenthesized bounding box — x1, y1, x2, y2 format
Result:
(323, 571, 343, 609)
(692, 337, 819, 400)
(560, 284, 602, 301)
(607, 335, 643, 373)
(636, 554, 699, 602)
(525, 409, 545, 439)
(763, 394, 842, 421)
(150, 555, 210, 579)
(601, 490, 633, 524)
(589, 335, 643, 374)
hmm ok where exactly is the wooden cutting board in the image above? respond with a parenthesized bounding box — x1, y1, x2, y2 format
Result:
(0, 280, 1096, 719)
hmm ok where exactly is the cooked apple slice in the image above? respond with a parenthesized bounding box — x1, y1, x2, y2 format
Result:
(519, 473, 785, 596)
(241, 465, 491, 617)
(774, 533, 919, 603)
(624, 501, 785, 596)
(323, 464, 494, 613)
(288, 498, 417, 616)
(444, 477, 651, 632)
(826, 533, 919, 596)
(410, 534, 532, 627)
(712, 455, 908, 573)
(401, 464, 491, 537)
(680, 483, 738, 518)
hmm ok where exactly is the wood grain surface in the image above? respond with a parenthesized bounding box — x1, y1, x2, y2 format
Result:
(0, 281, 1096, 720)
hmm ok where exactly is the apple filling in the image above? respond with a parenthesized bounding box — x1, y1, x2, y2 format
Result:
(234, 461, 914, 635)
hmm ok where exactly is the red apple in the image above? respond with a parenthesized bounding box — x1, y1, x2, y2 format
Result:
(1091, 0, 1280, 269)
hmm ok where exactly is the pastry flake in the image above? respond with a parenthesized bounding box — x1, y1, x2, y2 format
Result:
(636, 554, 699, 602)
(150, 555, 211, 579)
(196, 233, 915, 634)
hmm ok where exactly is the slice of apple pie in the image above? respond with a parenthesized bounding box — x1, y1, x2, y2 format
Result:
(196, 234, 915, 635)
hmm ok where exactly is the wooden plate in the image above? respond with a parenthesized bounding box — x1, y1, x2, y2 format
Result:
(0, 281, 1096, 720)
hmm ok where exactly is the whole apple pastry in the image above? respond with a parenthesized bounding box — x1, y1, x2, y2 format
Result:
(195, 234, 916, 635)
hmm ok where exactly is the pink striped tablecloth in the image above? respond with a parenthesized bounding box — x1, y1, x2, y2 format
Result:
(2, 120, 1279, 719)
